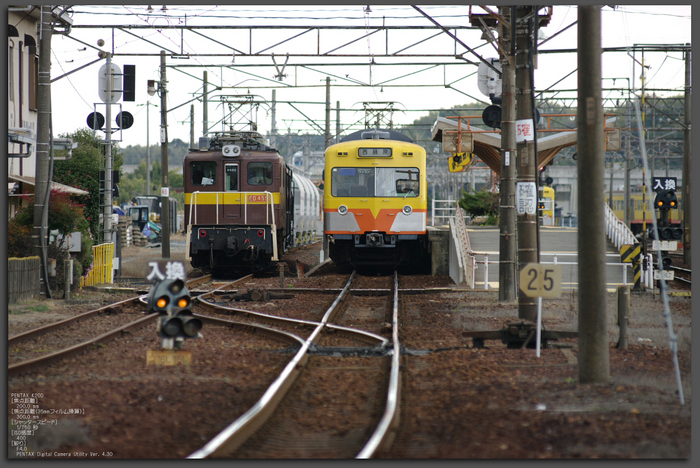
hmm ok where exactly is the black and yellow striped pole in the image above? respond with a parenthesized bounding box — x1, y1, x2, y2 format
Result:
(621, 244, 643, 291)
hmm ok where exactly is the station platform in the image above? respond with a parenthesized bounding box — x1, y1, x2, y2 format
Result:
(431, 224, 631, 292)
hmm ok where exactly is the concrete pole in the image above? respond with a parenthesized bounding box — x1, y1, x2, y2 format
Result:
(325, 77, 331, 148)
(271, 89, 277, 150)
(577, 5, 610, 384)
(146, 101, 151, 195)
(624, 99, 631, 228)
(682, 45, 691, 266)
(33, 5, 53, 296)
(190, 104, 195, 150)
(498, 6, 517, 302)
(160, 50, 171, 258)
(515, 6, 538, 321)
(202, 71, 208, 138)
(104, 53, 113, 242)
(336, 101, 341, 144)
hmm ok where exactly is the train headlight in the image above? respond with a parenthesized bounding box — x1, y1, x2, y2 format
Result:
(402, 205, 413, 215)
(338, 205, 348, 215)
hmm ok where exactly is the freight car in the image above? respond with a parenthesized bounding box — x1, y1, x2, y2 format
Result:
(323, 128, 430, 269)
(184, 131, 320, 272)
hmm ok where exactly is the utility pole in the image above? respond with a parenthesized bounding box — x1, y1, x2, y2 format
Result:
(624, 98, 631, 228)
(498, 6, 517, 302)
(336, 100, 341, 144)
(160, 50, 171, 258)
(325, 77, 331, 148)
(577, 5, 610, 384)
(190, 104, 195, 150)
(515, 5, 538, 321)
(202, 71, 208, 139)
(682, 45, 691, 267)
(137, 101, 158, 195)
(34, 5, 53, 297)
(103, 53, 114, 244)
(271, 89, 277, 150)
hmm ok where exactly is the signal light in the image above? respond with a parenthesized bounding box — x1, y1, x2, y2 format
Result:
(199, 229, 207, 237)
(146, 277, 201, 348)
(257, 229, 265, 237)
(654, 189, 678, 210)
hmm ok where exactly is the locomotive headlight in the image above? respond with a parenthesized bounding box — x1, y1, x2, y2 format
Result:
(402, 205, 413, 215)
(338, 205, 348, 215)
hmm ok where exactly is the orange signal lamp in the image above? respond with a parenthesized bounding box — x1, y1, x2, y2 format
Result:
(156, 297, 168, 308)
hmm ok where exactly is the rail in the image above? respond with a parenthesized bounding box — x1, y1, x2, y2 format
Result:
(189, 272, 359, 458)
(356, 271, 402, 458)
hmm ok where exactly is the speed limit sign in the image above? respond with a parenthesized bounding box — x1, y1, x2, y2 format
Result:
(519, 263, 563, 298)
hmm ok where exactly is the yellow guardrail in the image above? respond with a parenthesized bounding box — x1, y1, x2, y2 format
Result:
(80, 242, 114, 287)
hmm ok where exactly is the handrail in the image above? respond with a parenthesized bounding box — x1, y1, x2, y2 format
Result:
(189, 191, 276, 228)
(604, 202, 636, 249)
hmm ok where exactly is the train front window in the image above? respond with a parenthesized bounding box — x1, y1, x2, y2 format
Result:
(331, 167, 419, 197)
(191, 161, 217, 186)
(225, 164, 239, 191)
(247, 162, 273, 186)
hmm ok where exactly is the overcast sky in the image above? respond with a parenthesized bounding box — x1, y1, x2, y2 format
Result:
(47, 5, 692, 149)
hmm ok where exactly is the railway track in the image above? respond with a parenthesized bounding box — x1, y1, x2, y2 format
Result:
(189, 271, 402, 459)
(7, 274, 219, 376)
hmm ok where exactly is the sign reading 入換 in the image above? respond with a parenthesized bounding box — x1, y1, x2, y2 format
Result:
(146, 260, 186, 282)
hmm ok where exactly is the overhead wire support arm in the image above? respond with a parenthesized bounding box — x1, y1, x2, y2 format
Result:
(117, 27, 178, 55)
(188, 28, 246, 56)
(411, 5, 502, 77)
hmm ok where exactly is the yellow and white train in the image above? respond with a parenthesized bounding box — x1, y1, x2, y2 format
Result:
(324, 128, 430, 269)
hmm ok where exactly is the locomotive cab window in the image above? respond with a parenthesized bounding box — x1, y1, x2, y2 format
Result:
(247, 162, 273, 186)
(225, 164, 239, 191)
(191, 161, 217, 186)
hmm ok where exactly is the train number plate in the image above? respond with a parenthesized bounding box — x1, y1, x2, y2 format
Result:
(247, 194, 268, 203)
(147, 349, 192, 366)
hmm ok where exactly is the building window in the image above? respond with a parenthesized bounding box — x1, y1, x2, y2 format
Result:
(25, 35, 37, 111)
(8, 39, 14, 102)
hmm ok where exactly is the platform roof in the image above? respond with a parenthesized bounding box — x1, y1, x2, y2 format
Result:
(431, 116, 580, 176)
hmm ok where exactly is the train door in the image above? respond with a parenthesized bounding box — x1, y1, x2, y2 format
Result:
(223, 163, 241, 219)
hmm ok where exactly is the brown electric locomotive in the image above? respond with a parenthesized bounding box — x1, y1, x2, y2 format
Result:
(184, 131, 295, 272)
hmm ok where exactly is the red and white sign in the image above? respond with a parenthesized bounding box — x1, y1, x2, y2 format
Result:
(161, 187, 169, 197)
(515, 118, 535, 142)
